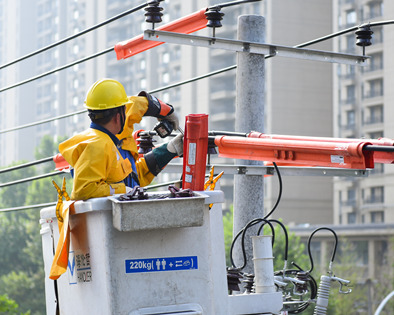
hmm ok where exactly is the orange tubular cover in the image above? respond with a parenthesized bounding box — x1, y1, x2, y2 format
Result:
(53, 153, 70, 171)
(114, 8, 208, 60)
(248, 132, 394, 164)
(215, 136, 374, 170)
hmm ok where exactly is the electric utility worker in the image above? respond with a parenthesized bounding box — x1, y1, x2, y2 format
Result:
(59, 78, 183, 200)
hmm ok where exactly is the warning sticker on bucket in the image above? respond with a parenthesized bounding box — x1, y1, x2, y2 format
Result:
(125, 256, 198, 274)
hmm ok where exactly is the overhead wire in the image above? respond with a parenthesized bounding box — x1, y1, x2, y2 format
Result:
(1, 14, 392, 133)
(0, 2, 150, 70)
(0, 65, 237, 135)
(0, 171, 64, 189)
(0, 5, 392, 213)
(0, 156, 53, 174)
(0, 48, 114, 93)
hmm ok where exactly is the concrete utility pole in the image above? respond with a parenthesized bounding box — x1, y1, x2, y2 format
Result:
(233, 15, 266, 276)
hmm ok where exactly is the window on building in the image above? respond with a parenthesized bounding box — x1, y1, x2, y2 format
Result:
(364, 104, 383, 124)
(347, 189, 356, 205)
(173, 66, 181, 81)
(140, 59, 146, 70)
(371, 211, 384, 223)
(346, 34, 356, 53)
(172, 4, 181, 20)
(140, 78, 146, 89)
(366, 52, 383, 72)
(346, 85, 355, 103)
(364, 186, 384, 204)
(346, 10, 357, 26)
(364, 78, 383, 98)
(162, 92, 170, 103)
(353, 241, 368, 266)
(173, 46, 181, 60)
(373, 27, 383, 43)
(162, 52, 170, 64)
(347, 212, 356, 224)
(367, 1, 383, 19)
(162, 72, 170, 84)
(346, 110, 355, 128)
(73, 96, 79, 107)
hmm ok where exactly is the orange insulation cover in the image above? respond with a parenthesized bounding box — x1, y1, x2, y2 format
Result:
(115, 8, 207, 60)
(215, 136, 374, 169)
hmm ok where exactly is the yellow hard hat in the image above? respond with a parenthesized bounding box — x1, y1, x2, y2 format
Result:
(84, 78, 131, 110)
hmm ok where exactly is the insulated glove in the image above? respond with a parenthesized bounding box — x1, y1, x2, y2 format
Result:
(143, 134, 183, 176)
(167, 133, 184, 157)
(139, 91, 179, 130)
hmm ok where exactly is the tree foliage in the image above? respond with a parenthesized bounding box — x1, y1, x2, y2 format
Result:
(0, 135, 68, 315)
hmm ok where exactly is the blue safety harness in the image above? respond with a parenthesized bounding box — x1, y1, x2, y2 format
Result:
(87, 123, 139, 187)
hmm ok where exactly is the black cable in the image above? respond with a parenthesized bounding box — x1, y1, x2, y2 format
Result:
(0, 48, 113, 93)
(149, 65, 237, 94)
(307, 227, 338, 274)
(230, 218, 275, 270)
(0, 202, 57, 213)
(0, 110, 87, 135)
(0, 171, 64, 188)
(363, 145, 394, 152)
(0, 65, 237, 135)
(210, 0, 262, 10)
(0, 2, 149, 70)
(261, 219, 288, 261)
(4, 18, 394, 131)
(263, 162, 282, 219)
(295, 20, 394, 49)
(229, 161, 283, 270)
(0, 157, 53, 174)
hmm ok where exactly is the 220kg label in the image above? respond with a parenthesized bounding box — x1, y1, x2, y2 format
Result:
(125, 256, 198, 274)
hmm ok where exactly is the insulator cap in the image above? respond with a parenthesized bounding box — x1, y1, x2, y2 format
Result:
(144, 2, 163, 24)
(205, 8, 224, 28)
(355, 25, 373, 47)
(137, 134, 156, 154)
(227, 268, 243, 292)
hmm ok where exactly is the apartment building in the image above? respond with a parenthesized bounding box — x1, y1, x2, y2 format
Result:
(290, 1, 394, 306)
(0, 0, 335, 224)
(334, 0, 394, 226)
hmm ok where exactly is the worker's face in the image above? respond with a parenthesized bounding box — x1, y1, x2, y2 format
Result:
(116, 106, 126, 134)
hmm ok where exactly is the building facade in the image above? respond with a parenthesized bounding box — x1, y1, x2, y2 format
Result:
(333, 0, 394, 226)
(0, 0, 335, 226)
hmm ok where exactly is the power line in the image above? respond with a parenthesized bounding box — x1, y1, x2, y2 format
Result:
(0, 66, 237, 135)
(0, 2, 149, 70)
(0, 156, 53, 174)
(0, 171, 64, 188)
(0, 47, 114, 93)
(296, 20, 394, 48)
(0, 202, 57, 213)
(0, 109, 87, 135)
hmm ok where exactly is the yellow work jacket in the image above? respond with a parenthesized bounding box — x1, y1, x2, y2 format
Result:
(59, 96, 154, 200)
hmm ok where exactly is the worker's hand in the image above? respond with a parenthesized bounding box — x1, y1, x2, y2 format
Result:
(139, 91, 174, 117)
(159, 112, 179, 130)
(125, 186, 133, 193)
(167, 133, 183, 157)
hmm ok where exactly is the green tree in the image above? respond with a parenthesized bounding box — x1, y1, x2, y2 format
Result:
(0, 135, 68, 315)
(0, 294, 29, 315)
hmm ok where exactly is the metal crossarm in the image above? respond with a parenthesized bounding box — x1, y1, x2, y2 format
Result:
(144, 29, 369, 65)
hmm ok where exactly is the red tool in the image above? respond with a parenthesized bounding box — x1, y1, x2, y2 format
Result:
(182, 114, 209, 191)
